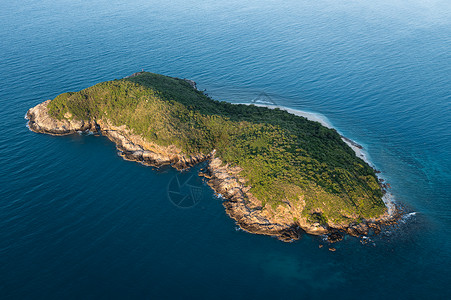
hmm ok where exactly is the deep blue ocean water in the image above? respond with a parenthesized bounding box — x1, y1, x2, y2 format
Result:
(1, 0, 450, 298)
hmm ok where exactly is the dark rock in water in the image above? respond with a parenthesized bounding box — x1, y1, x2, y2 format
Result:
(278, 225, 302, 242)
(368, 222, 382, 235)
(346, 222, 369, 236)
(340, 136, 363, 149)
(347, 226, 361, 237)
(327, 231, 344, 243)
(183, 79, 197, 90)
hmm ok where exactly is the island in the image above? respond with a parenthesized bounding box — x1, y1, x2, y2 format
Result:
(26, 72, 396, 242)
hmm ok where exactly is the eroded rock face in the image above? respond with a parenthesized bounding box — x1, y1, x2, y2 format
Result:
(204, 156, 401, 241)
(26, 100, 96, 135)
(26, 101, 211, 171)
(205, 157, 331, 241)
(101, 124, 212, 170)
(327, 231, 344, 243)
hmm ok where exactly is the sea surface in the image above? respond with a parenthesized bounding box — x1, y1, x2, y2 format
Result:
(1, 0, 450, 299)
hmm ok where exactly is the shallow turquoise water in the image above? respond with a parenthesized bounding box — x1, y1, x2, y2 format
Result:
(1, 0, 450, 298)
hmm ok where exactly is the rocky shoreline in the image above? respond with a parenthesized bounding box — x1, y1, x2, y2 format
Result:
(26, 100, 211, 171)
(26, 98, 400, 243)
(202, 155, 400, 242)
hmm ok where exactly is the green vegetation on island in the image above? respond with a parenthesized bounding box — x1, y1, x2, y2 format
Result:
(47, 72, 386, 224)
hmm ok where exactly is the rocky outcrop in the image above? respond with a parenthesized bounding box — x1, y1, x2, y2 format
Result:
(340, 135, 363, 149)
(203, 156, 330, 241)
(203, 155, 400, 242)
(26, 100, 97, 135)
(183, 79, 197, 90)
(26, 101, 211, 171)
(99, 122, 212, 170)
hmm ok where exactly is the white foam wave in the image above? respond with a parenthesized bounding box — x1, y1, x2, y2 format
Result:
(382, 192, 397, 216)
(401, 212, 417, 223)
(77, 130, 94, 136)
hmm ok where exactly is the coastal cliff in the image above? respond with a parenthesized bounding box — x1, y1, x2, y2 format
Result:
(27, 100, 96, 135)
(27, 100, 210, 170)
(26, 72, 395, 242)
(203, 156, 395, 242)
